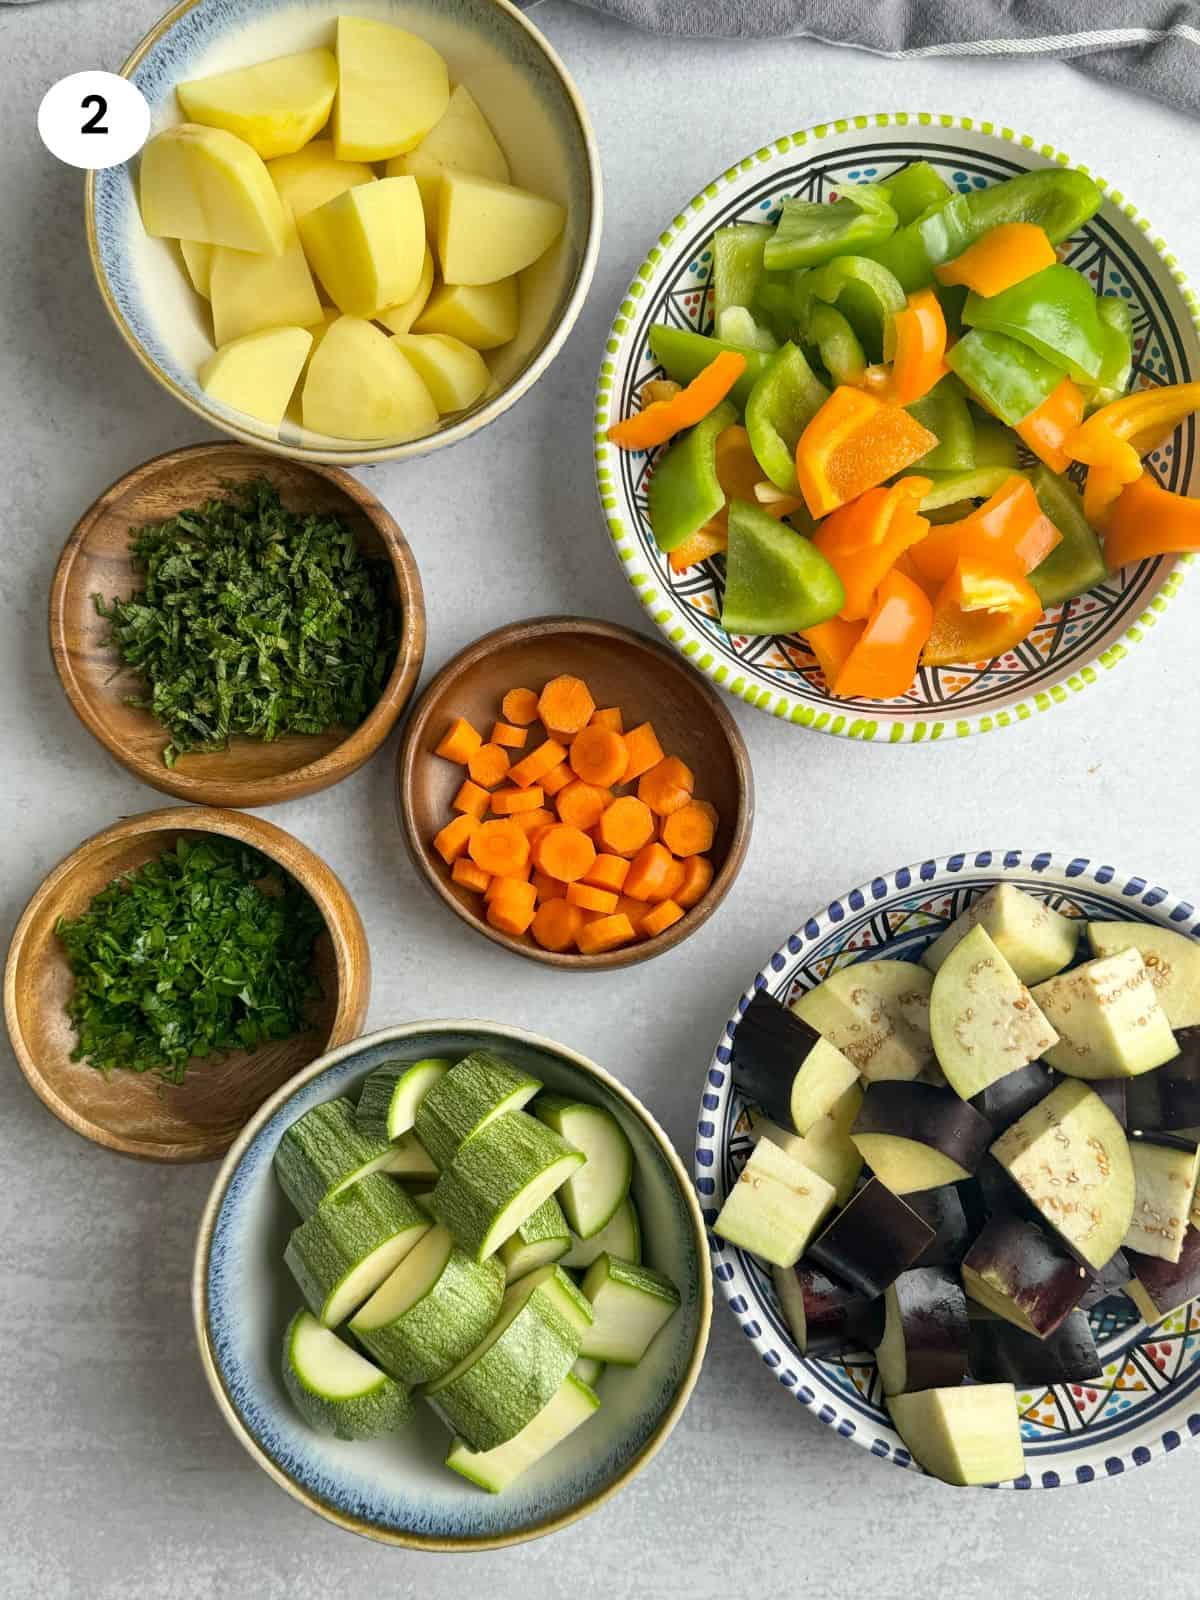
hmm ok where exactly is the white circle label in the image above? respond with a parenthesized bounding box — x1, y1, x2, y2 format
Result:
(37, 71, 150, 170)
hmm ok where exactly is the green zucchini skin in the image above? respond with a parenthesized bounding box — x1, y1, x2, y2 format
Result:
(579, 1254, 682, 1366)
(284, 1174, 429, 1326)
(356, 1059, 451, 1143)
(415, 1051, 542, 1170)
(351, 1232, 506, 1385)
(560, 1196, 642, 1270)
(274, 1097, 392, 1219)
(445, 1373, 600, 1493)
(424, 1268, 585, 1451)
(534, 1095, 634, 1239)
(281, 1310, 413, 1441)
(498, 1196, 571, 1282)
(430, 1112, 584, 1261)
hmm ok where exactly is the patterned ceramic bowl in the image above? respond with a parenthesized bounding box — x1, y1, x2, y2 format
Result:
(596, 115, 1200, 742)
(696, 850, 1200, 1488)
(195, 1020, 709, 1549)
(88, 0, 601, 465)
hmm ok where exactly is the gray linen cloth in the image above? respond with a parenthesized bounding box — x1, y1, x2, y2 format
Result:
(572, 1, 1200, 116)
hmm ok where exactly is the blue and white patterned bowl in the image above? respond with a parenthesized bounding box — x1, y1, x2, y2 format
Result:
(695, 851, 1200, 1488)
(194, 1020, 709, 1549)
(595, 115, 1200, 742)
(88, 0, 601, 464)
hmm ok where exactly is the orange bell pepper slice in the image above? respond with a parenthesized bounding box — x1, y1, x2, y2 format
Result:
(1104, 472, 1200, 571)
(804, 615, 865, 687)
(922, 556, 1043, 667)
(607, 351, 747, 451)
(1066, 380, 1200, 481)
(1082, 462, 1132, 529)
(668, 521, 728, 572)
(907, 474, 1061, 585)
(831, 568, 933, 699)
(795, 386, 938, 519)
(1015, 377, 1085, 473)
(882, 288, 949, 406)
(935, 222, 1057, 298)
(813, 476, 932, 620)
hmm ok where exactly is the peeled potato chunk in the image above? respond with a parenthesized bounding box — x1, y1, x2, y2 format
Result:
(302, 315, 438, 441)
(389, 83, 509, 184)
(179, 239, 214, 298)
(269, 139, 376, 221)
(390, 333, 489, 413)
(333, 16, 449, 162)
(177, 48, 337, 160)
(438, 173, 566, 285)
(412, 277, 518, 349)
(141, 125, 288, 254)
(377, 247, 435, 335)
(200, 325, 312, 425)
(298, 176, 425, 318)
(210, 225, 322, 347)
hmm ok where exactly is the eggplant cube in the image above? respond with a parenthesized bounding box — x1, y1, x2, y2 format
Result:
(808, 1178, 935, 1300)
(1125, 1134, 1199, 1264)
(968, 1308, 1101, 1387)
(906, 1184, 976, 1268)
(1088, 921, 1200, 1029)
(791, 960, 933, 1083)
(732, 991, 860, 1135)
(991, 1080, 1134, 1269)
(713, 1138, 836, 1268)
(850, 1081, 992, 1194)
(923, 883, 1079, 985)
(969, 1061, 1055, 1134)
(888, 1384, 1024, 1487)
(875, 1267, 968, 1396)
(771, 1262, 881, 1357)
(748, 1086, 865, 1206)
(1126, 1031, 1200, 1133)
(1127, 1223, 1200, 1323)
(930, 926, 1059, 1100)
(1033, 949, 1179, 1080)
(961, 1214, 1090, 1337)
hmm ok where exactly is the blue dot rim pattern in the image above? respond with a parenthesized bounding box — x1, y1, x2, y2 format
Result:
(694, 850, 1200, 1488)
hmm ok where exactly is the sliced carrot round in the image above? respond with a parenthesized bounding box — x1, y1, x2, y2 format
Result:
(676, 855, 714, 909)
(596, 795, 655, 857)
(451, 857, 491, 895)
(468, 818, 530, 878)
(538, 675, 595, 736)
(501, 688, 540, 726)
(532, 823, 596, 884)
(641, 899, 685, 938)
(576, 913, 636, 955)
(648, 855, 687, 904)
(661, 801, 716, 857)
(637, 755, 695, 816)
(490, 786, 544, 816)
(433, 814, 477, 865)
(490, 721, 528, 750)
(623, 841, 675, 901)
(467, 742, 511, 788)
(532, 869, 566, 902)
(569, 725, 629, 787)
(583, 853, 631, 893)
(567, 882, 619, 914)
(486, 879, 538, 936)
(556, 779, 610, 831)
(435, 717, 482, 764)
(531, 898, 584, 952)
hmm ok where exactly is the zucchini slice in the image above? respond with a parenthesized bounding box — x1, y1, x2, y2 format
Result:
(414, 1051, 542, 1170)
(356, 1058, 451, 1142)
(923, 883, 1078, 985)
(791, 960, 933, 1082)
(888, 1383, 1024, 1486)
(284, 1172, 431, 1327)
(274, 1097, 421, 1218)
(430, 1112, 584, 1261)
(712, 1136, 836, 1268)
(560, 1196, 642, 1271)
(497, 1196, 571, 1282)
(991, 1079, 1135, 1269)
(578, 1254, 680, 1366)
(445, 1373, 600, 1494)
(350, 1222, 505, 1384)
(929, 926, 1058, 1099)
(282, 1309, 413, 1440)
(572, 1355, 605, 1386)
(424, 1265, 590, 1451)
(533, 1094, 633, 1238)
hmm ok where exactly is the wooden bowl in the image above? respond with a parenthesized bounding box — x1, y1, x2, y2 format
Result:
(4, 807, 370, 1162)
(50, 443, 425, 808)
(397, 617, 754, 968)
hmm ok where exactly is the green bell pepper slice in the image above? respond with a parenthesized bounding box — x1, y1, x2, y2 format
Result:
(715, 305, 778, 353)
(973, 416, 1020, 470)
(945, 329, 1064, 425)
(712, 223, 772, 322)
(1028, 465, 1107, 606)
(918, 466, 1019, 512)
(907, 375, 976, 473)
(1085, 296, 1134, 409)
(963, 264, 1110, 383)
(646, 325, 771, 412)
(646, 400, 737, 552)
(764, 183, 898, 272)
(745, 343, 829, 493)
(866, 168, 1103, 292)
(808, 303, 866, 387)
(802, 254, 907, 360)
(721, 498, 845, 636)
(878, 161, 953, 226)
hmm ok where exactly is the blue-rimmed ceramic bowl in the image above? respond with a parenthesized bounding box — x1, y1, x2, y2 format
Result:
(595, 115, 1200, 742)
(88, 0, 601, 465)
(695, 850, 1200, 1489)
(194, 1020, 709, 1549)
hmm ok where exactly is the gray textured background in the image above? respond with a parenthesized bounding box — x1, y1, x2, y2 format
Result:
(3, 2, 1200, 1595)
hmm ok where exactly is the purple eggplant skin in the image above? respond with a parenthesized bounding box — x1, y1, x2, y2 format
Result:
(1077, 1248, 1131, 1311)
(1127, 1225, 1200, 1317)
(853, 1081, 992, 1173)
(731, 990, 825, 1129)
(1127, 1041, 1200, 1132)
(973, 1154, 1043, 1227)
(887, 1267, 970, 1392)
(1088, 1077, 1128, 1129)
(808, 1178, 936, 1300)
(969, 1062, 1054, 1134)
(962, 1214, 1093, 1337)
(790, 1263, 883, 1356)
(968, 1309, 1101, 1386)
(906, 1184, 976, 1268)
